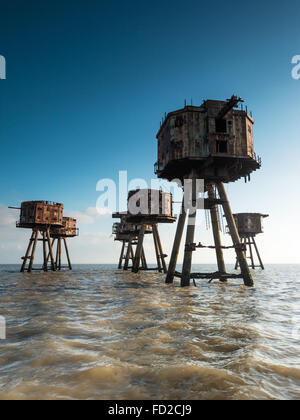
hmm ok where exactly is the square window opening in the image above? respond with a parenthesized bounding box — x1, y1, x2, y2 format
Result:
(216, 141, 228, 153)
(215, 118, 227, 133)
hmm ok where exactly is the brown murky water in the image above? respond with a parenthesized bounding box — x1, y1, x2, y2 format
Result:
(0, 264, 299, 400)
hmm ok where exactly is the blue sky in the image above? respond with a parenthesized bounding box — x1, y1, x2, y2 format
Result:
(1, 0, 300, 264)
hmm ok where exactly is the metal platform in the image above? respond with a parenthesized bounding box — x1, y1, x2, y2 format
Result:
(125, 214, 177, 224)
(155, 155, 261, 184)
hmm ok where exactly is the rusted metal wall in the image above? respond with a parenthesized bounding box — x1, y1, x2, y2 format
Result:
(113, 220, 152, 241)
(51, 217, 78, 237)
(156, 99, 255, 174)
(18, 201, 64, 227)
(128, 189, 173, 218)
(234, 213, 268, 235)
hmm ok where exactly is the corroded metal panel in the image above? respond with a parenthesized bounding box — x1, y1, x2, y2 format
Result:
(155, 96, 260, 183)
(128, 189, 173, 218)
(112, 219, 152, 242)
(233, 213, 269, 236)
(51, 217, 78, 238)
(17, 201, 64, 228)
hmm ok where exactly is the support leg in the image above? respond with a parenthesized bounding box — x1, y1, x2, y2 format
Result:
(46, 228, 56, 271)
(132, 226, 146, 273)
(141, 247, 148, 270)
(216, 182, 253, 287)
(43, 231, 48, 272)
(181, 174, 198, 287)
(129, 243, 135, 261)
(118, 241, 126, 269)
(153, 224, 167, 274)
(58, 238, 62, 270)
(64, 238, 72, 270)
(20, 230, 35, 273)
(235, 255, 239, 270)
(153, 226, 163, 273)
(28, 230, 39, 273)
(252, 236, 265, 270)
(207, 183, 227, 282)
(247, 236, 255, 269)
(124, 239, 132, 271)
(56, 238, 60, 268)
(235, 237, 245, 270)
(166, 199, 187, 284)
(46, 239, 56, 266)
(181, 209, 196, 287)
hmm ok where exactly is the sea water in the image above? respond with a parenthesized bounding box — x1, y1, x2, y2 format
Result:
(0, 264, 299, 400)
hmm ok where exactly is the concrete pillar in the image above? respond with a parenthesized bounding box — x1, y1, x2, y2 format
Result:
(181, 209, 196, 287)
(216, 182, 253, 287)
(43, 231, 48, 272)
(46, 228, 56, 271)
(123, 239, 132, 271)
(118, 241, 125, 269)
(64, 238, 72, 270)
(165, 198, 187, 284)
(252, 236, 265, 269)
(28, 230, 39, 273)
(20, 230, 35, 273)
(153, 224, 167, 274)
(132, 225, 146, 273)
(207, 183, 226, 281)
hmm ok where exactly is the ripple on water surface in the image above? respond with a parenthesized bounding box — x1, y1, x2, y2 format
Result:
(0, 264, 299, 400)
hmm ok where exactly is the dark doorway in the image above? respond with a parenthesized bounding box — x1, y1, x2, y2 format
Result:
(216, 141, 228, 153)
(215, 118, 227, 133)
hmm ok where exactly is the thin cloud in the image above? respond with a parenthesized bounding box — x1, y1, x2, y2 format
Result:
(66, 207, 112, 225)
(0, 205, 18, 227)
(86, 207, 112, 217)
